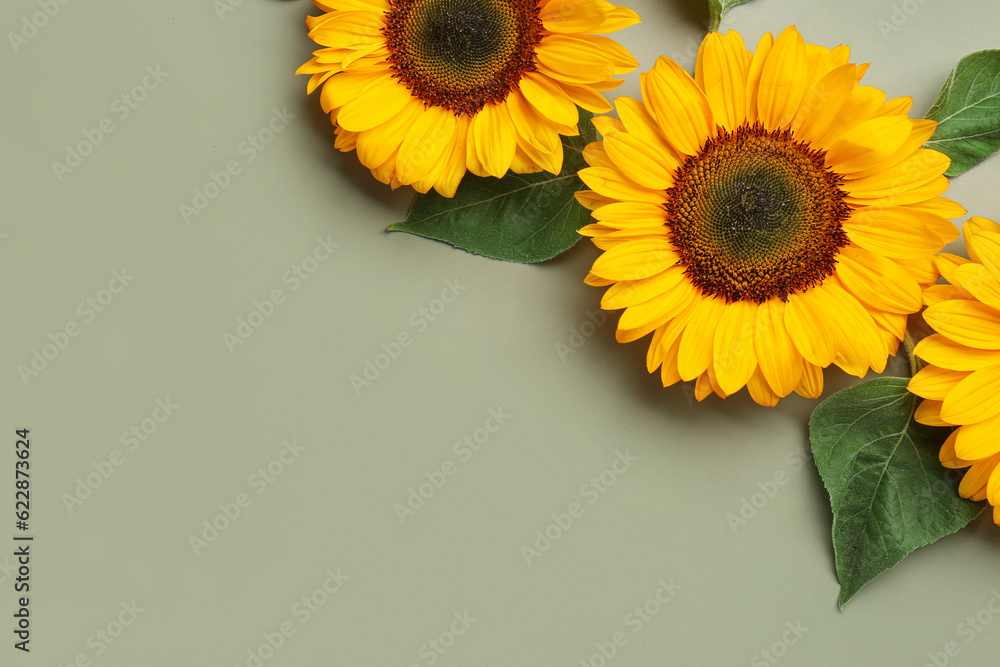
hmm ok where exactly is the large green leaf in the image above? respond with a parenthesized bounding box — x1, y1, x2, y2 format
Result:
(707, 0, 752, 32)
(809, 378, 984, 608)
(924, 50, 1000, 177)
(388, 109, 597, 264)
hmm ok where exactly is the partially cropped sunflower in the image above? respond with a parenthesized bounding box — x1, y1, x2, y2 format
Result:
(910, 218, 1000, 525)
(576, 26, 965, 406)
(297, 0, 640, 196)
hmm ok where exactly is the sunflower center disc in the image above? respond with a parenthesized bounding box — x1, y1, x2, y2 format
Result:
(665, 123, 852, 303)
(384, 0, 542, 115)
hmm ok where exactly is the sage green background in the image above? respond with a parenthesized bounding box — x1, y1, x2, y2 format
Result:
(4, 0, 1000, 665)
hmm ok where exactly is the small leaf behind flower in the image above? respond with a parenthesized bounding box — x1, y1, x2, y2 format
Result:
(389, 109, 597, 264)
(809, 377, 984, 608)
(924, 50, 1000, 176)
(707, 0, 752, 32)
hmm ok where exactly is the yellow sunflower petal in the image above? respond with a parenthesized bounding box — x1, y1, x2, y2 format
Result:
(578, 167, 666, 203)
(908, 196, 967, 220)
(822, 281, 886, 374)
(940, 366, 1000, 425)
(336, 75, 413, 132)
(578, 34, 639, 74)
(614, 96, 684, 164)
(396, 104, 457, 185)
(356, 100, 423, 169)
(965, 226, 1000, 278)
(746, 367, 780, 407)
(618, 277, 699, 331)
(471, 103, 516, 178)
(590, 239, 679, 281)
(677, 296, 727, 381)
(695, 30, 751, 131)
(593, 4, 641, 32)
(909, 366, 974, 401)
(520, 72, 579, 126)
(560, 82, 614, 113)
(955, 416, 1000, 460)
(429, 118, 470, 198)
(582, 139, 616, 168)
(842, 149, 951, 200)
(914, 399, 949, 427)
(959, 453, 1000, 500)
(601, 265, 686, 309)
(987, 463, 1000, 506)
(913, 334, 1000, 372)
(590, 201, 667, 228)
(602, 129, 677, 190)
(575, 190, 616, 211)
(744, 32, 775, 125)
(794, 362, 824, 399)
(658, 335, 684, 387)
(825, 116, 913, 173)
(925, 301, 1000, 350)
(924, 285, 975, 308)
(539, 0, 612, 33)
(535, 35, 616, 84)
(712, 300, 759, 395)
(308, 10, 384, 49)
(951, 263, 1000, 312)
(834, 246, 921, 314)
(785, 289, 838, 367)
(939, 430, 970, 468)
(756, 26, 809, 130)
(789, 64, 859, 143)
(642, 56, 715, 156)
(802, 83, 886, 148)
(845, 207, 950, 259)
(754, 299, 804, 396)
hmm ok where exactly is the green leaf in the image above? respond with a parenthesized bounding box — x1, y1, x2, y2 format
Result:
(388, 108, 597, 264)
(809, 378, 984, 608)
(707, 0, 752, 32)
(924, 50, 1000, 177)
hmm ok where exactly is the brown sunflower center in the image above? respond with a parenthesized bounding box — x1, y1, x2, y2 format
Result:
(383, 0, 543, 115)
(664, 123, 851, 303)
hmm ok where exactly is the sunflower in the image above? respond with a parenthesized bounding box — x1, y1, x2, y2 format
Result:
(909, 218, 1000, 525)
(575, 26, 965, 406)
(297, 0, 640, 197)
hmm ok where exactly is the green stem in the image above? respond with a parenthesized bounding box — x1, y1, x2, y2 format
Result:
(903, 329, 925, 377)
